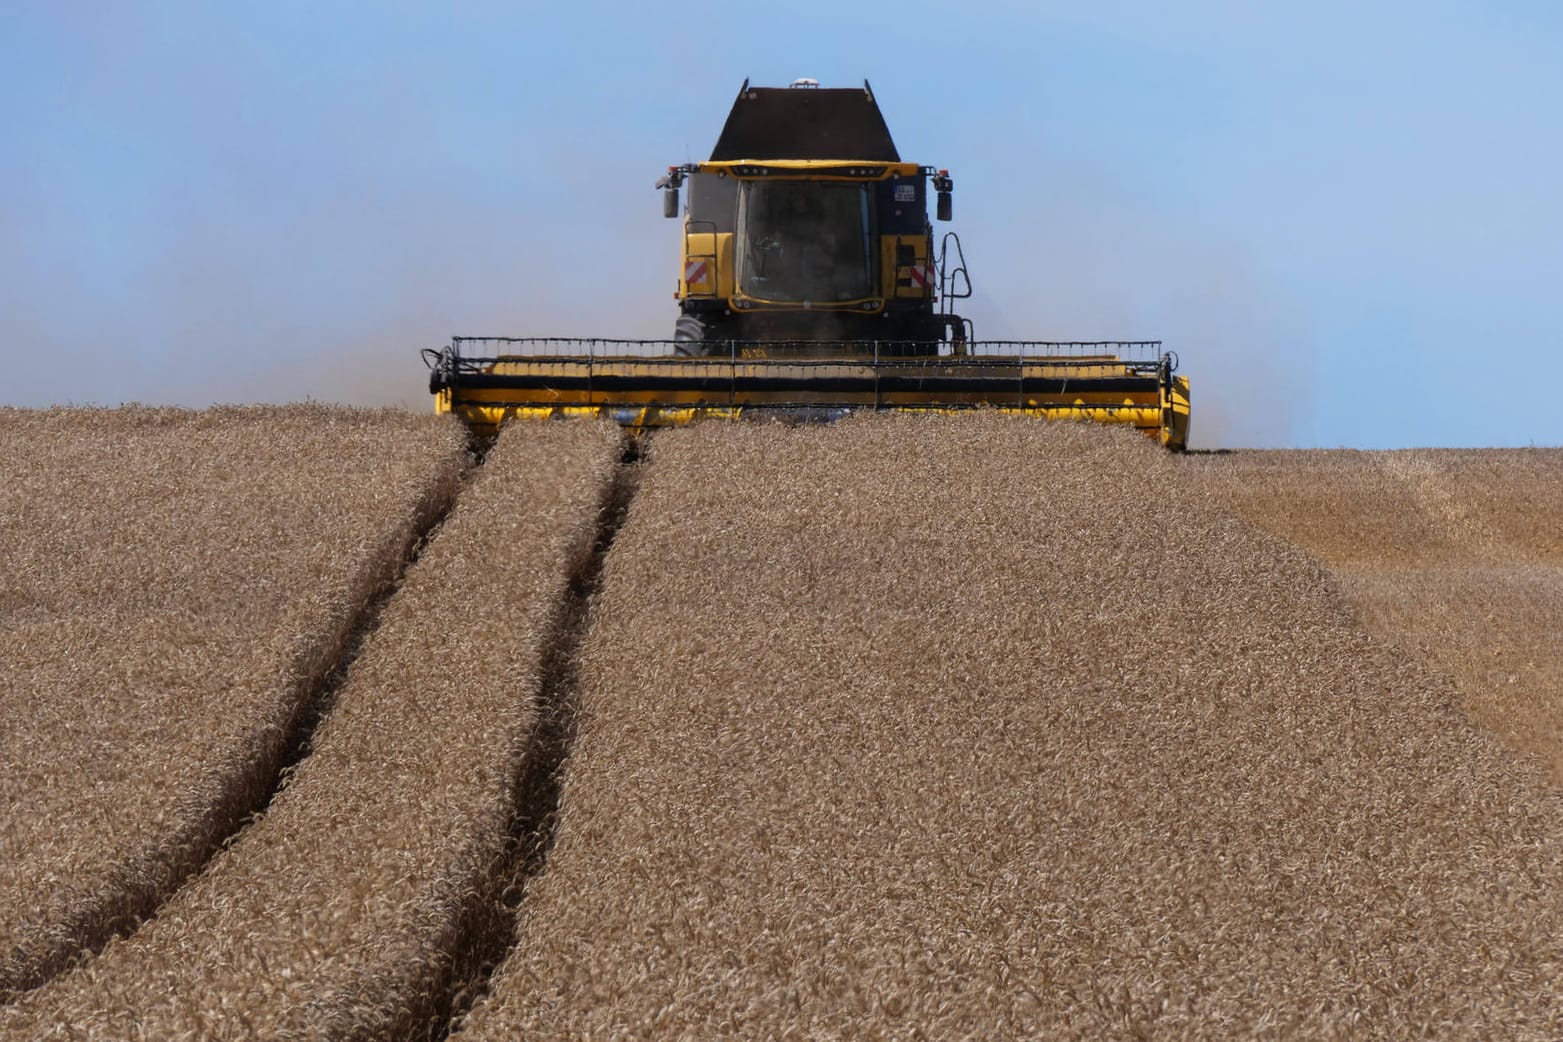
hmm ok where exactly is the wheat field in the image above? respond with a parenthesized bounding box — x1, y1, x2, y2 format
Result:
(1, 419, 623, 1040)
(6, 409, 1563, 1040)
(455, 416, 1563, 1041)
(1192, 447, 1563, 779)
(0, 406, 468, 999)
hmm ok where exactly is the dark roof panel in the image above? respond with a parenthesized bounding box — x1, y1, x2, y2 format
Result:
(709, 84, 900, 162)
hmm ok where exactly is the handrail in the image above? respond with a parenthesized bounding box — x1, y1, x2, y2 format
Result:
(443, 337, 1166, 363)
(425, 338, 1177, 400)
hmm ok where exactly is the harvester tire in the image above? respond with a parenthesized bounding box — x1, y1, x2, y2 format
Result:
(673, 315, 712, 356)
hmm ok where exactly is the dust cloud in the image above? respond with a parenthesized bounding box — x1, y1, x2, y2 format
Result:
(2, 169, 678, 414)
(951, 167, 1305, 450)
(3, 150, 1295, 448)
(0, 8, 680, 415)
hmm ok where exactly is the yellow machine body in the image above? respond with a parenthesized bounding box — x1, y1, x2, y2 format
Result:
(425, 82, 1193, 449)
(694, 160, 932, 309)
(676, 162, 937, 316)
(430, 349, 1191, 450)
(677, 227, 934, 310)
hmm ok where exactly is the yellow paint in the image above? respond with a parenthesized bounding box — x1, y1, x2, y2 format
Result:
(879, 235, 934, 300)
(1162, 375, 1192, 449)
(728, 289, 886, 312)
(439, 357, 1190, 449)
(678, 231, 734, 300)
(446, 399, 1178, 445)
(696, 159, 923, 180)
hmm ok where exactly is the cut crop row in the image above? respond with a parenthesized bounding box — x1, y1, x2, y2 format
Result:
(1192, 447, 1563, 778)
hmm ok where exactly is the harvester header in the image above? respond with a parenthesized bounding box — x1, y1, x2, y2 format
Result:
(425, 79, 1191, 449)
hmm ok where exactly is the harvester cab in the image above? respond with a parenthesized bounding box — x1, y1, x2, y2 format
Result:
(425, 80, 1191, 449)
(655, 78, 968, 352)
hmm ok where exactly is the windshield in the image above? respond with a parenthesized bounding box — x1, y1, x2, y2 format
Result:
(736, 182, 873, 303)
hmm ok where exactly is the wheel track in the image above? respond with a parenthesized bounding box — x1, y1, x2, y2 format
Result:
(1, 420, 626, 1041)
(436, 437, 643, 1040)
(0, 409, 471, 1002)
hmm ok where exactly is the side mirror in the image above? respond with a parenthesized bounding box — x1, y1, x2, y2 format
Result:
(663, 186, 680, 218)
(936, 190, 952, 222)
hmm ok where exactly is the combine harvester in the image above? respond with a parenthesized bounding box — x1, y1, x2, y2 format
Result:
(425, 80, 1190, 449)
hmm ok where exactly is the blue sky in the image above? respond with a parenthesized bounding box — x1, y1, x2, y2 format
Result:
(2, 2, 1558, 447)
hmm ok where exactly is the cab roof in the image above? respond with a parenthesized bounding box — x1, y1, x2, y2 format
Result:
(709, 80, 901, 163)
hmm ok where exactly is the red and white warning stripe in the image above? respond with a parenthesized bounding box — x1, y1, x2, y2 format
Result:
(684, 260, 709, 285)
(907, 264, 935, 290)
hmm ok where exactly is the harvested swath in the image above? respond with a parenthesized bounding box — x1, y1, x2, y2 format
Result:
(0, 406, 467, 998)
(0, 418, 623, 1040)
(458, 415, 1563, 1040)
(1193, 447, 1563, 778)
